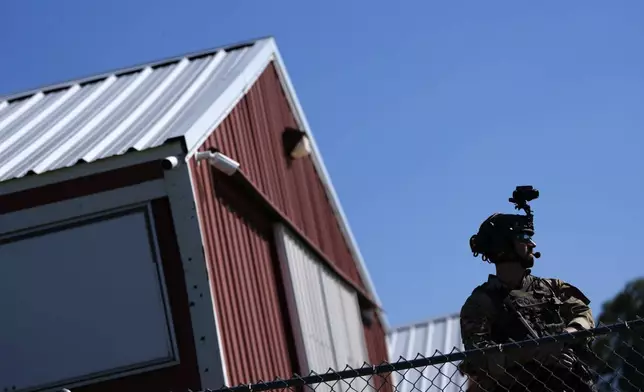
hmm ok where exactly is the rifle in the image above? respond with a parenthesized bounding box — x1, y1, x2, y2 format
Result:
(502, 294, 596, 385)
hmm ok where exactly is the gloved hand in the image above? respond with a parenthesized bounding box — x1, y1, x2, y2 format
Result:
(556, 347, 577, 368)
(533, 343, 576, 369)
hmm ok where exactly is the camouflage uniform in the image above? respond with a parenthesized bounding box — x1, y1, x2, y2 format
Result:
(459, 270, 596, 392)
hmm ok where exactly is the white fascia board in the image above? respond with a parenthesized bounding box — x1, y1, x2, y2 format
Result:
(182, 39, 277, 157)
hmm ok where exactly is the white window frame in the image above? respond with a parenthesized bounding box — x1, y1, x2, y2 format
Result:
(0, 179, 181, 392)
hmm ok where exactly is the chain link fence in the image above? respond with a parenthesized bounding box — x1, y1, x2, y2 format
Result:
(210, 317, 644, 392)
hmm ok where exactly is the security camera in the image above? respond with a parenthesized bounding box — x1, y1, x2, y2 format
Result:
(161, 156, 179, 170)
(210, 153, 240, 175)
(195, 151, 240, 176)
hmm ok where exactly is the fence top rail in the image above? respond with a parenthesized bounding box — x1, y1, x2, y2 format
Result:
(206, 317, 644, 392)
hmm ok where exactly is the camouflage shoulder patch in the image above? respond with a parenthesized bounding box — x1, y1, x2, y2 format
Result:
(545, 278, 592, 305)
(562, 281, 591, 305)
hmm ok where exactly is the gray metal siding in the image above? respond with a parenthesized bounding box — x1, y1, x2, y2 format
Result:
(276, 224, 336, 392)
(387, 315, 467, 392)
(0, 45, 253, 182)
(275, 224, 370, 388)
(321, 271, 371, 392)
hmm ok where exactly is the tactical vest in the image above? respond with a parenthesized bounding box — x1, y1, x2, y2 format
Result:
(470, 277, 597, 391)
(484, 277, 567, 343)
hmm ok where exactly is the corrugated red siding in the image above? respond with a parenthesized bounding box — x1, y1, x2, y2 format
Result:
(190, 62, 390, 383)
(190, 165, 298, 386)
(205, 63, 364, 290)
(365, 318, 394, 392)
(0, 166, 201, 392)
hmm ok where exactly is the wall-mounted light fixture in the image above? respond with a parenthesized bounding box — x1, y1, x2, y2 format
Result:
(195, 150, 240, 176)
(282, 127, 311, 159)
(361, 308, 375, 327)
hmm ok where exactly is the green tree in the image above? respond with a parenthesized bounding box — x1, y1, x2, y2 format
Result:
(591, 277, 644, 392)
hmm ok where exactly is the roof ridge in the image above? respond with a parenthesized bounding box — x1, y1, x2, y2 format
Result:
(0, 35, 274, 103)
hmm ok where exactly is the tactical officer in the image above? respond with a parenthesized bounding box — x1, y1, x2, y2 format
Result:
(458, 186, 596, 392)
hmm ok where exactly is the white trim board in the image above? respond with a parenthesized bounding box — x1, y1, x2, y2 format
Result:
(182, 40, 276, 153)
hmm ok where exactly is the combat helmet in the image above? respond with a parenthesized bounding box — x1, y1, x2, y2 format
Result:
(469, 186, 541, 263)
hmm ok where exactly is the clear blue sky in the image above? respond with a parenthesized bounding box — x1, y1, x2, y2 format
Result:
(2, 1, 642, 328)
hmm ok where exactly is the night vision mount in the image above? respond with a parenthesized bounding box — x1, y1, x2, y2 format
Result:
(509, 185, 539, 218)
(509, 185, 541, 258)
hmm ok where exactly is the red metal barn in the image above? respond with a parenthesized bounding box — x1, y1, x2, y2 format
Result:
(0, 37, 390, 392)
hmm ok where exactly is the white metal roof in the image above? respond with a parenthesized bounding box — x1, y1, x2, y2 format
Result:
(0, 39, 272, 182)
(386, 314, 467, 392)
(0, 36, 386, 327)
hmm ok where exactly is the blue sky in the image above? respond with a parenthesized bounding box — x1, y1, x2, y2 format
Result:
(2, 1, 642, 328)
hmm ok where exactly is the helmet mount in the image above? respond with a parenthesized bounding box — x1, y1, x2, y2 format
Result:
(470, 185, 542, 264)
